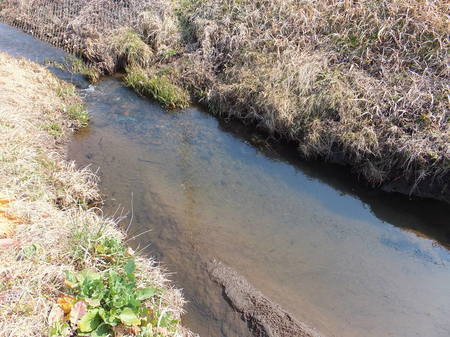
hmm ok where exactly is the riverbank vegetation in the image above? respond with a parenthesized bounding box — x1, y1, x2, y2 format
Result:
(1, 0, 448, 201)
(123, 66, 190, 109)
(0, 52, 192, 337)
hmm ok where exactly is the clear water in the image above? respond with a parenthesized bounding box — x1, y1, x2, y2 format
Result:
(1, 22, 449, 337)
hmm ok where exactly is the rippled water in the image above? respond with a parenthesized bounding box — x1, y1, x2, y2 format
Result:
(1, 22, 450, 337)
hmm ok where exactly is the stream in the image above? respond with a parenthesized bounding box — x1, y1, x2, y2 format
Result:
(1, 22, 450, 337)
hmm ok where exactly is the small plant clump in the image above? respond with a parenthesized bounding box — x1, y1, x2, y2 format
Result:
(67, 104, 89, 127)
(49, 238, 178, 337)
(123, 67, 189, 110)
(68, 57, 101, 83)
(111, 29, 154, 68)
(43, 122, 63, 138)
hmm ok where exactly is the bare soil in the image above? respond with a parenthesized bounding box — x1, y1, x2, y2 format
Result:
(208, 260, 324, 337)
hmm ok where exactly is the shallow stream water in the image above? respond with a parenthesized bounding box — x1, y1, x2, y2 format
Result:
(1, 22, 450, 337)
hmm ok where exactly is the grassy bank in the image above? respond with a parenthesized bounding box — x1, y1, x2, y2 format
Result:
(0, 52, 193, 337)
(1, 0, 448, 201)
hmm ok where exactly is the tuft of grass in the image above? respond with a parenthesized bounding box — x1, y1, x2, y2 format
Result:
(68, 57, 100, 83)
(66, 104, 89, 127)
(43, 122, 63, 138)
(123, 66, 190, 110)
(56, 84, 77, 98)
(111, 29, 154, 68)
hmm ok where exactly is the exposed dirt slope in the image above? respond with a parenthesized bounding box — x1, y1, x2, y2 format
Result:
(208, 260, 324, 337)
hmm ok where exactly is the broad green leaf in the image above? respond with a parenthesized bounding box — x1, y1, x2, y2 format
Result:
(119, 307, 140, 326)
(81, 270, 102, 282)
(91, 323, 112, 337)
(103, 308, 120, 326)
(124, 259, 136, 275)
(78, 309, 102, 332)
(49, 322, 71, 337)
(85, 297, 101, 307)
(136, 287, 157, 300)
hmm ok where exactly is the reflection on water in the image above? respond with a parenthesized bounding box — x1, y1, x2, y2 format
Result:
(2, 22, 450, 337)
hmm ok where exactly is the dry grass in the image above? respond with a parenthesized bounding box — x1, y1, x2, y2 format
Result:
(171, 0, 450, 199)
(0, 52, 193, 337)
(1, 0, 448, 200)
(0, 0, 180, 73)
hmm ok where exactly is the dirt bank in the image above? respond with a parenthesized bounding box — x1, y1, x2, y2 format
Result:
(208, 260, 324, 337)
(0, 52, 193, 337)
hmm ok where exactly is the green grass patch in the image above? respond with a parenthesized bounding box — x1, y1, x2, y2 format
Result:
(68, 57, 100, 83)
(123, 66, 190, 109)
(112, 29, 153, 68)
(66, 104, 89, 127)
(43, 122, 63, 137)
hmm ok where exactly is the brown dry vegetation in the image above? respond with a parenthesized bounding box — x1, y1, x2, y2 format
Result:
(173, 0, 450, 200)
(1, 0, 449, 200)
(0, 52, 192, 337)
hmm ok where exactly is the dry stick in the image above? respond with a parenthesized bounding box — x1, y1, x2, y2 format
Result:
(135, 241, 153, 256)
(125, 229, 153, 244)
(126, 191, 134, 234)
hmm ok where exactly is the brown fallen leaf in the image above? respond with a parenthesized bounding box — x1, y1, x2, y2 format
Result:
(70, 300, 87, 326)
(57, 296, 76, 314)
(63, 279, 77, 289)
(48, 303, 64, 326)
(0, 199, 10, 207)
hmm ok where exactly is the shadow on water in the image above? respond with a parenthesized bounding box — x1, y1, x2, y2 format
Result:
(1, 22, 450, 337)
(217, 119, 450, 249)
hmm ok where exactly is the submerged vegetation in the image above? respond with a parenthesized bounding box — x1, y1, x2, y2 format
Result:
(0, 52, 191, 337)
(1, 0, 448, 200)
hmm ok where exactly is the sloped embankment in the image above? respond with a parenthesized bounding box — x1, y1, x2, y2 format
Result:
(0, 52, 193, 337)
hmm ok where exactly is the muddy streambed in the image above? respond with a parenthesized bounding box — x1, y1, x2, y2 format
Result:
(2, 22, 450, 337)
